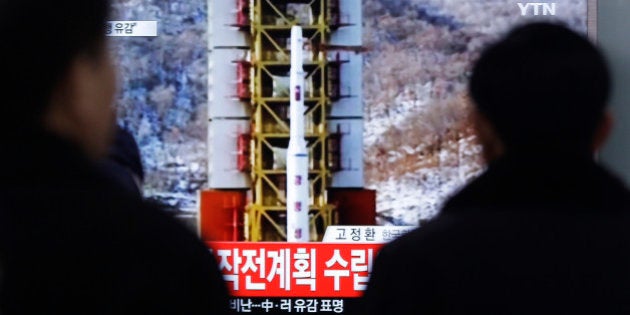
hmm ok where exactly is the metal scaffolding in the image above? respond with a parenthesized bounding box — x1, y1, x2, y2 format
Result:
(239, 0, 342, 241)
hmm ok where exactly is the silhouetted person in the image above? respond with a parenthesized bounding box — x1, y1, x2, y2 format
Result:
(358, 22, 630, 314)
(99, 125, 145, 197)
(0, 1, 230, 314)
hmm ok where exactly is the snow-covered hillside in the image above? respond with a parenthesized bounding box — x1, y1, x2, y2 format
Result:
(363, 0, 588, 225)
(110, 0, 207, 212)
(109, 0, 588, 222)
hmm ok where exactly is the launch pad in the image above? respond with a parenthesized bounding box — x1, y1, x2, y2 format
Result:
(202, 0, 375, 242)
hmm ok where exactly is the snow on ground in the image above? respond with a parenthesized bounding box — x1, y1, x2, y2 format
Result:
(363, 0, 586, 225)
(110, 0, 588, 224)
(369, 134, 484, 226)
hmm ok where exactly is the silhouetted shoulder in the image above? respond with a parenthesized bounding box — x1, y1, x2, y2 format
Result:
(0, 137, 230, 314)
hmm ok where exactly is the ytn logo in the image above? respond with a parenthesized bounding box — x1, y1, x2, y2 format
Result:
(517, 2, 557, 16)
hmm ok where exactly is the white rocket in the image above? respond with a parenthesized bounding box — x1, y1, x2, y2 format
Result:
(286, 26, 310, 242)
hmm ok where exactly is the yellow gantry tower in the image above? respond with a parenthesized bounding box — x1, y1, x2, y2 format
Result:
(205, 0, 367, 243)
(244, 0, 339, 241)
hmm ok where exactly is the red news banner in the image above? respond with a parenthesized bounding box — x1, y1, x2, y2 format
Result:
(208, 242, 384, 298)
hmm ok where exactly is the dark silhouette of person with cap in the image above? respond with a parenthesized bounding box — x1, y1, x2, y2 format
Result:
(357, 22, 630, 314)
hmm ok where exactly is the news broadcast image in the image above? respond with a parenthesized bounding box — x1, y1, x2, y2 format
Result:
(108, 0, 590, 313)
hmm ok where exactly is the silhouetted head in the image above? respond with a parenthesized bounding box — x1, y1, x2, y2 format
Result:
(469, 22, 611, 159)
(0, 0, 116, 159)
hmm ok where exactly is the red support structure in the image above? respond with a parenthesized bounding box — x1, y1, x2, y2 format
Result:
(236, 60, 251, 99)
(329, 0, 340, 28)
(235, 0, 250, 28)
(237, 133, 251, 172)
(328, 189, 377, 225)
(328, 67, 340, 99)
(199, 190, 247, 242)
(327, 132, 342, 172)
(327, 54, 341, 100)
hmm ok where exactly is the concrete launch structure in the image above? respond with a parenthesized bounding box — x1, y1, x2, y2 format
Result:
(286, 26, 310, 242)
(201, 0, 376, 242)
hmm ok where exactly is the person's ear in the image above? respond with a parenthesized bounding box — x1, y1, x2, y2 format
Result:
(593, 110, 613, 153)
(472, 110, 504, 163)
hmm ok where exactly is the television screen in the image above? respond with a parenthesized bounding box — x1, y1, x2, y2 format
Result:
(110, 0, 592, 224)
(109, 1, 594, 313)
